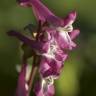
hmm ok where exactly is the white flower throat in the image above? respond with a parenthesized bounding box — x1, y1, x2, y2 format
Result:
(42, 24, 73, 58)
(57, 24, 73, 44)
(43, 38, 58, 59)
(41, 76, 54, 94)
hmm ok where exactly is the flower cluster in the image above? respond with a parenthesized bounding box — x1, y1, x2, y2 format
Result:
(8, 0, 80, 96)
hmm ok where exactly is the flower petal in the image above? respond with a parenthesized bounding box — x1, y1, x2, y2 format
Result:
(7, 30, 43, 51)
(70, 29, 80, 40)
(34, 81, 44, 96)
(56, 30, 74, 49)
(64, 11, 77, 26)
(55, 49, 68, 61)
(39, 57, 62, 78)
(31, 0, 63, 26)
(34, 81, 55, 96)
(16, 64, 28, 96)
(47, 84, 55, 96)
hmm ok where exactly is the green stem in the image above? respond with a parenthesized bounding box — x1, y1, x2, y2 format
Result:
(27, 55, 39, 96)
(27, 66, 38, 96)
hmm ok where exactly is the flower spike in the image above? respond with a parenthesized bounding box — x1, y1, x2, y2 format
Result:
(8, 0, 80, 96)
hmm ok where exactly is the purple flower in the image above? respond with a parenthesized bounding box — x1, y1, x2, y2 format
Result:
(18, 0, 63, 26)
(8, 0, 80, 96)
(39, 56, 67, 78)
(18, 0, 80, 50)
(34, 77, 55, 96)
(16, 63, 28, 96)
(38, 30, 68, 77)
(7, 30, 47, 52)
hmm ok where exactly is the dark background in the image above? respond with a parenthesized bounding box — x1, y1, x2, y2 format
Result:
(0, 0, 96, 96)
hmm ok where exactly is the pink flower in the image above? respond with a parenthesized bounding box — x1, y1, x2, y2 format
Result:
(7, 0, 80, 96)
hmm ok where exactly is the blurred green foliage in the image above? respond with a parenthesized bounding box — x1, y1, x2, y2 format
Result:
(0, 0, 96, 96)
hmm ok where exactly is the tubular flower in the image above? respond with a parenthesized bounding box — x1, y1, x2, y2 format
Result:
(34, 77, 55, 96)
(16, 63, 28, 96)
(18, 0, 80, 50)
(8, 0, 80, 96)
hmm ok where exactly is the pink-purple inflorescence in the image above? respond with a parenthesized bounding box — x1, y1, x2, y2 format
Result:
(8, 0, 80, 96)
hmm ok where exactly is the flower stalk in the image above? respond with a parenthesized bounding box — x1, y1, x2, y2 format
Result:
(27, 66, 38, 96)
